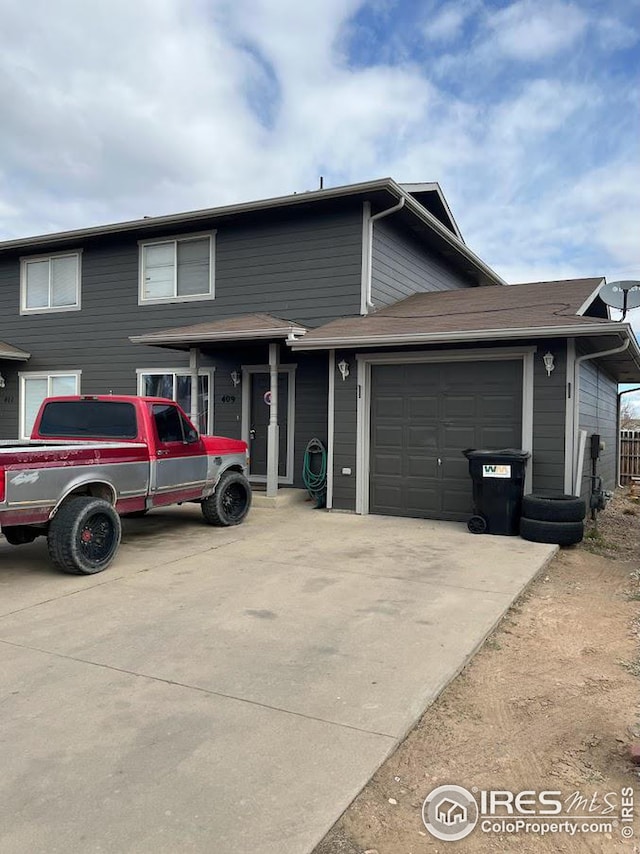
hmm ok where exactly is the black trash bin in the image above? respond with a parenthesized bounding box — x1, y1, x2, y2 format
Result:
(463, 449, 531, 536)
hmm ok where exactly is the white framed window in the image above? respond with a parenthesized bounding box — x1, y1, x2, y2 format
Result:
(138, 232, 215, 304)
(137, 368, 214, 433)
(19, 371, 81, 439)
(20, 252, 81, 314)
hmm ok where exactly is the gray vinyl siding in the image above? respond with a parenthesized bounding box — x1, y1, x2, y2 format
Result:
(578, 358, 618, 497)
(0, 208, 361, 439)
(330, 340, 569, 513)
(331, 350, 359, 510)
(531, 339, 567, 495)
(370, 218, 473, 309)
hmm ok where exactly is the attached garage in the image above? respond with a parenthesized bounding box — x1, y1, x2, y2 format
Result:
(368, 359, 524, 520)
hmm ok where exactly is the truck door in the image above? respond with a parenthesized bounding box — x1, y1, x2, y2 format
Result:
(150, 402, 208, 505)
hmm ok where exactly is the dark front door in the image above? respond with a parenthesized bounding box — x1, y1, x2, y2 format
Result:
(369, 360, 523, 520)
(249, 372, 289, 478)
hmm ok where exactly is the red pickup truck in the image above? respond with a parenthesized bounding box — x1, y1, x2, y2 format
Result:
(0, 395, 251, 575)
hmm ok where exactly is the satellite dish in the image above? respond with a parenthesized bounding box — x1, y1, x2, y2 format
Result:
(599, 280, 640, 318)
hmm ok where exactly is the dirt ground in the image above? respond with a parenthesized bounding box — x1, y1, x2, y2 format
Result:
(315, 491, 640, 854)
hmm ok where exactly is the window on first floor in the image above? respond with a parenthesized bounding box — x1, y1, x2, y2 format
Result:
(139, 233, 215, 303)
(20, 252, 82, 313)
(20, 372, 80, 438)
(137, 370, 212, 434)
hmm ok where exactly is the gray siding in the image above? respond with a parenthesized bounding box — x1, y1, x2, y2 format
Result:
(332, 350, 359, 510)
(370, 218, 473, 309)
(0, 207, 360, 439)
(330, 340, 569, 513)
(578, 358, 618, 497)
(532, 339, 567, 495)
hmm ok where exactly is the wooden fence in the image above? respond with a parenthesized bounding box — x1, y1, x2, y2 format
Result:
(620, 429, 640, 484)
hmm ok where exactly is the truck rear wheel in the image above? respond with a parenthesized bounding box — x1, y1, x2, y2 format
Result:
(201, 471, 251, 526)
(47, 496, 122, 574)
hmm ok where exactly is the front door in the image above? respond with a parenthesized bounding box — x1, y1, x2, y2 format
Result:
(249, 372, 289, 479)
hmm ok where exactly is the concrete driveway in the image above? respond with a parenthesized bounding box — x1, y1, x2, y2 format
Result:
(0, 498, 555, 853)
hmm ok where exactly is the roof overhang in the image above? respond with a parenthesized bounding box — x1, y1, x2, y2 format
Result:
(131, 325, 307, 350)
(289, 322, 628, 350)
(0, 343, 31, 361)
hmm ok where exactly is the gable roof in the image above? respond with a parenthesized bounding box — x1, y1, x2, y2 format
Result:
(0, 178, 505, 288)
(290, 278, 626, 349)
(130, 313, 307, 348)
(399, 183, 464, 242)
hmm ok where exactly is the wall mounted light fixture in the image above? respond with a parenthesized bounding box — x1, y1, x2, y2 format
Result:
(0, 374, 5, 389)
(337, 359, 350, 381)
(543, 352, 555, 377)
(230, 370, 241, 387)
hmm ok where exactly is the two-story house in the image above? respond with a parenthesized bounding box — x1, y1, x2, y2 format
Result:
(0, 177, 638, 518)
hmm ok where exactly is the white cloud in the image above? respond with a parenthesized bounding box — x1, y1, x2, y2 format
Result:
(0, 0, 637, 302)
(486, 0, 589, 60)
(423, 4, 475, 43)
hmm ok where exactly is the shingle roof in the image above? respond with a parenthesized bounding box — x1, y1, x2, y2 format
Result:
(292, 278, 609, 349)
(130, 313, 307, 346)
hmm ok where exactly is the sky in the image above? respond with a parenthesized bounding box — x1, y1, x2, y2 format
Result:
(0, 2, 639, 300)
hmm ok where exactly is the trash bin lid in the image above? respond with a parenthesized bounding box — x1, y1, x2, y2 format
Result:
(463, 448, 531, 461)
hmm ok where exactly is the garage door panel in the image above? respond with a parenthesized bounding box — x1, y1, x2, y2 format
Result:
(369, 481, 404, 513)
(373, 424, 404, 448)
(372, 453, 403, 476)
(408, 425, 438, 448)
(374, 396, 405, 418)
(441, 485, 474, 516)
(370, 360, 522, 520)
(406, 485, 440, 515)
(443, 396, 476, 418)
(442, 424, 477, 448)
(408, 396, 438, 418)
(480, 394, 521, 419)
(406, 454, 438, 477)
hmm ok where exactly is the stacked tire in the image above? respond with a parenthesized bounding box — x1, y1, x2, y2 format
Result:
(519, 493, 586, 545)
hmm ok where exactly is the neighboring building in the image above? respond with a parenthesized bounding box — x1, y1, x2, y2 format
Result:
(0, 178, 638, 517)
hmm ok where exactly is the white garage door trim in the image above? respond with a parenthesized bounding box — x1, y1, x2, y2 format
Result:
(355, 347, 536, 515)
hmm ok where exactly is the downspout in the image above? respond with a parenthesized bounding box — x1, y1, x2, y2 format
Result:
(572, 338, 630, 495)
(361, 197, 406, 313)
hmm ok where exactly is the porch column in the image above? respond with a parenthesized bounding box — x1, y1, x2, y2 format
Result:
(189, 346, 200, 429)
(266, 342, 279, 498)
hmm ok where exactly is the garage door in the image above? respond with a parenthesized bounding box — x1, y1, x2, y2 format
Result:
(369, 360, 523, 520)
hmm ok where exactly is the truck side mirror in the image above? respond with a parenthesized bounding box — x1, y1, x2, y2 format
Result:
(185, 427, 199, 444)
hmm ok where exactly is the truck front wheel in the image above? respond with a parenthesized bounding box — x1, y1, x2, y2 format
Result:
(201, 471, 252, 526)
(47, 496, 122, 574)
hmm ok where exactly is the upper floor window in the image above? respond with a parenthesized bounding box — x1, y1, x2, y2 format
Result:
(139, 233, 215, 304)
(20, 252, 81, 314)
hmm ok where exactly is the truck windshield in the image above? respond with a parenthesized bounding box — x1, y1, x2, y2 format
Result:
(38, 401, 138, 439)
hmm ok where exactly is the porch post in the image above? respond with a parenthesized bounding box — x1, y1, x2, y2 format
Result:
(189, 346, 200, 429)
(266, 342, 279, 498)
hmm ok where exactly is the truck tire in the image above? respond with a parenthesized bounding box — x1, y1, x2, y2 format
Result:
(522, 493, 586, 523)
(201, 471, 251, 527)
(47, 496, 122, 574)
(520, 516, 584, 546)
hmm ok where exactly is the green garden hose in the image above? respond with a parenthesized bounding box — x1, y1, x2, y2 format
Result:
(302, 438, 327, 508)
